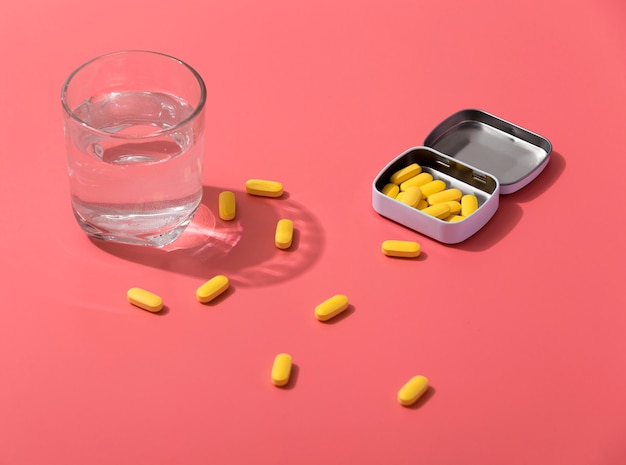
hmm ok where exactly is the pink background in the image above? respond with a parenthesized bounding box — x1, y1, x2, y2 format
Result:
(1, 0, 626, 464)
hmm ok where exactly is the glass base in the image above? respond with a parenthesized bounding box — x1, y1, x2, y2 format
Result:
(73, 208, 196, 248)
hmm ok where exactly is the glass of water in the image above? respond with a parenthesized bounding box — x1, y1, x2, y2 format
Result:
(61, 50, 206, 247)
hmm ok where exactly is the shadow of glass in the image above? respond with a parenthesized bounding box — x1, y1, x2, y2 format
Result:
(451, 150, 566, 251)
(93, 185, 325, 287)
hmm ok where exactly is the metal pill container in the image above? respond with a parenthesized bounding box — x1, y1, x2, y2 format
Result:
(372, 109, 552, 244)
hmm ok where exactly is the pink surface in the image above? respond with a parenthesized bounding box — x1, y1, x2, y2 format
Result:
(1, 0, 626, 464)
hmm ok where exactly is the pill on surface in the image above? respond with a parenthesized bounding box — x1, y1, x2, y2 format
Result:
(315, 294, 349, 321)
(427, 188, 462, 205)
(196, 275, 229, 303)
(442, 200, 462, 215)
(245, 179, 284, 197)
(382, 240, 421, 258)
(271, 353, 293, 387)
(275, 219, 294, 249)
(381, 183, 400, 198)
(390, 163, 422, 185)
(218, 191, 236, 220)
(461, 194, 479, 216)
(398, 186, 422, 208)
(127, 287, 163, 313)
(400, 172, 433, 191)
(397, 375, 429, 406)
(419, 180, 447, 198)
(421, 203, 451, 219)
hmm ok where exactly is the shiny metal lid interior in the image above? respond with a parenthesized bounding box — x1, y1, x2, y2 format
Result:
(424, 109, 552, 190)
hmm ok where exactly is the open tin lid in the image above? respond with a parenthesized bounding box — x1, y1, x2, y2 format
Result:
(423, 109, 552, 194)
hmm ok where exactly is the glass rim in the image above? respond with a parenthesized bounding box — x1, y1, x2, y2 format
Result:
(60, 50, 206, 139)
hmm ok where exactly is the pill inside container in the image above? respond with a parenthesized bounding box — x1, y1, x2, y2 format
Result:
(372, 109, 552, 244)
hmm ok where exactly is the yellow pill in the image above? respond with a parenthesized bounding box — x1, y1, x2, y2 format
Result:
(127, 287, 163, 313)
(381, 183, 400, 198)
(443, 200, 461, 215)
(382, 240, 421, 258)
(397, 375, 429, 406)
(196, 275, 229, 303)
(275, 219, 294, 249)
(421, 203, 451, 219)
(218, 191, 236, 220)
(419, 180, 446, 198)
(400, 172, 433, 191)
(395, 191, 405, 202)
(427, 188, 462, 205)
(390, 163, 422, 185)
(446, 215, 464, 222)
(398, 186, 422, 208)
(271, 353, 293, 387)
(461, 194, 479, 216)
(245, 179, 284, 197)
(315, 294, 349, 321)
(416, 199, 428, 210)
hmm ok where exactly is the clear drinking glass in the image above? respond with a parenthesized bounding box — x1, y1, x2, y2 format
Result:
(61, 50, 206, 247)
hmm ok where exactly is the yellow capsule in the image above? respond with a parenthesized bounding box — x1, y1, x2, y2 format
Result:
(218, 191, 236, 220)
(400, 172, 433, 191)
(315, 294, 349, 321)
(390, 163, 422, 185)
(381, 183, 400, 198)
(196, 275, 229, 303)
(446, 215, 464, 222)
(397, 375, 429, 406)
(443, 200, 461, 215)
(416, 199, 428, 210)
(382, 240, 421, 258)
(271, 353, 293, 387)
(275, 219, 294, 249)
(421, 203, 451, 219)
(461, 194, 479, 216)
(427, 188, 462, 205)
(395, 191, 405, 202)
(127, 287, 163, 313)
(398, 186, 421, 208)
(419, 180, 447, 198)
(245, 179, 284, 197)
